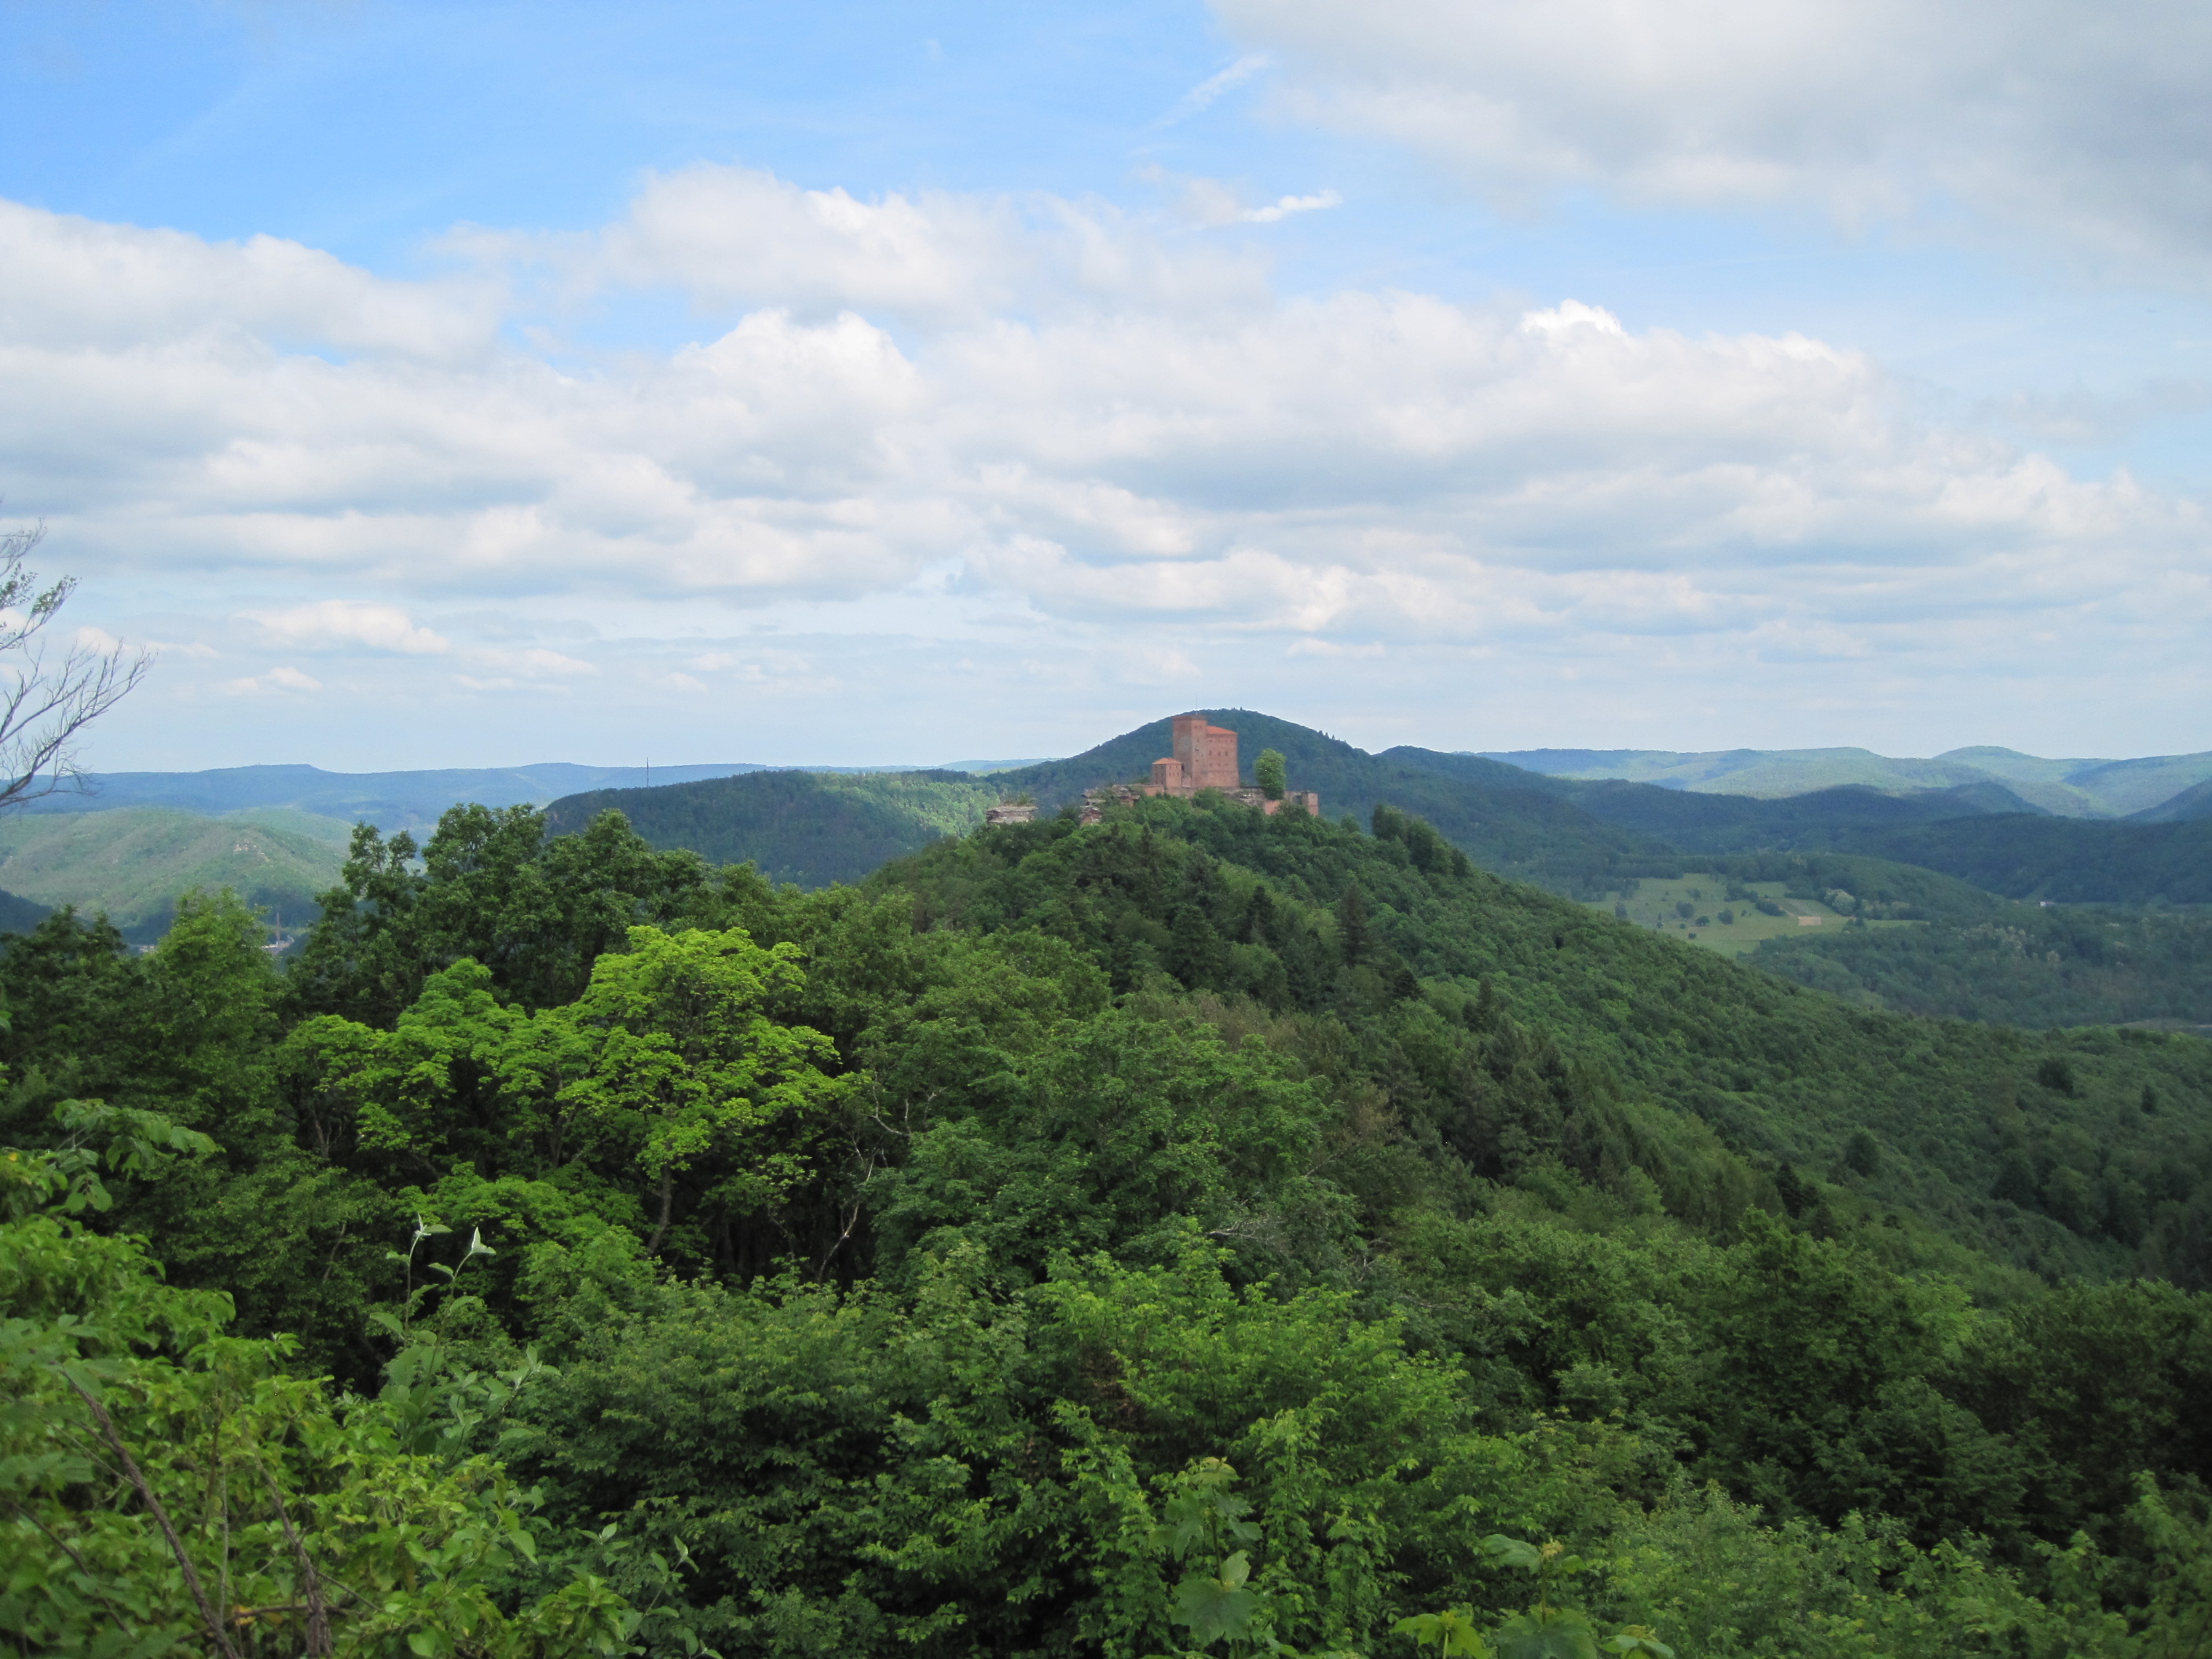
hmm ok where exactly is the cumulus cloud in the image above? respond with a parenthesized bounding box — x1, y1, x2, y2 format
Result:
(485, 163, 1267, 324)
(0, 200, 501, 358)
(245, 599, 450, 654)
(1213, 0, 2212, 277)
(222, 665, 323, 695)
(1242, 190, 1342, 225)
(5, 171, 2207, 718)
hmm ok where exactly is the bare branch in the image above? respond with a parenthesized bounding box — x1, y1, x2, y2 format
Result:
(0, 516, 152, 811)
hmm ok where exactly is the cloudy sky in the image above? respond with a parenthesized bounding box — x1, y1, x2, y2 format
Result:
(5, 0, 2210, 769)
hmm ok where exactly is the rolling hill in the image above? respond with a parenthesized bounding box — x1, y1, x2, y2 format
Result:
(12, 761, 778, 834)
(543, 769, 1005, 888)
(0, 807, 351, 939)
(555, 711, 2049, 904)
(1839, 813, 2212, 905)
(1485, 742, 2212, 818)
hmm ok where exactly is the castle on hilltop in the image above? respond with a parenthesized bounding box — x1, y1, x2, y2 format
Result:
(1082, 713, 1319, 821)
(1144, 714, 1241, 796)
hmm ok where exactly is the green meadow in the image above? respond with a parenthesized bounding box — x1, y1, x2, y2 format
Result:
(1589, 870, 1919, 957)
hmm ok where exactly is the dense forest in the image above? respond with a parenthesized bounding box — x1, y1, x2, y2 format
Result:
(544, 771, 1002, 888)
(5, 794, 2210, 1655)
(1750, 906, 2212, 1032)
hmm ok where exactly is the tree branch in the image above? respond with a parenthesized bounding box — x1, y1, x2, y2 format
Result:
(59, 1373, 244, 1659)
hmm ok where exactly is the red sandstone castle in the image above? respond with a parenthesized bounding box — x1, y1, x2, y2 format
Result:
(1144, 714, 1241, 796)
(986, 714, 1321, 828)
(1082, 713, 1320, 820)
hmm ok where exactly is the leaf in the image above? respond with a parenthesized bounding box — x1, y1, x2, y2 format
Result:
(1171, 1555, 1264, 1648)
(1494, 1610, 1599, 1659)
(1393, 1606, 1495, 1657)
(1602, 1630, 1674, 1658)
(1480, 1534, 1545, 1573)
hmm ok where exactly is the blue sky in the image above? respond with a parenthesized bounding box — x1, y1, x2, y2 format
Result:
(3, 0, 2209, 767)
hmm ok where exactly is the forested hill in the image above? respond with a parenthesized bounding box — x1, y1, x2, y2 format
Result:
(1382, 746, 2044, 848)
(1838, 812, 2212, 904)
(881, 797, 2212, 1289)
(564, 711, 2042, 901)
(5, 791, 2211, 1653)
(544, 767, 1003, 887)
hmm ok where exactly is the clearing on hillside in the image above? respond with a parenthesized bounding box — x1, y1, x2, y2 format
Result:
(1588, 871, 1921, 958)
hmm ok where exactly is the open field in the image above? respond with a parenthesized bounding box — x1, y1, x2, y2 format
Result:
(1585, 870, 1919, 958)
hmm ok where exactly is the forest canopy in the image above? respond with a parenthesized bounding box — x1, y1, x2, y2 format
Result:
(3, 793, 2209, 1656)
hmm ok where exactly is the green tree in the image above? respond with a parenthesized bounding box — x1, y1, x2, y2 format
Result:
(0, 1139, 637, 1657)
(1254, 750, 1287, 801)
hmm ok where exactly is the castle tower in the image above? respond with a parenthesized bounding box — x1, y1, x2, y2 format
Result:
(1170, 713, 1240, 792)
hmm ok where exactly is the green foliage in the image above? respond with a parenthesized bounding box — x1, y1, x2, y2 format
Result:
(301, 804, 761, 1019)
(5, 773, 2212, 1656)
(1254, 751, 1288, 802)
(0, 1169, 636, 1657)
(1750, 905, 2212, 1031)
(1845, 814, 2212, 905)
(543, 770, 1002, 888)
(0, 806, 345, 940)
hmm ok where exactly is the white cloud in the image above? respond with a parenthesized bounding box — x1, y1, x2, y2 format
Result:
(5, 173, 2207, 740)
(1213, 0, 2212, 279)
(487, 163, 1266, 324)
(0, 200, 500, 359)
(1242, 190, 1342, 225)
(470, 646, 597, 678)
(222, 665, 323, 694)
(1158, 53, 1274, 126)
(245, 599, 450, 654)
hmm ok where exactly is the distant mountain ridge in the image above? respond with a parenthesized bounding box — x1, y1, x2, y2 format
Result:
(1481, 743, 2212, 819)
(16, 757, 1036, 833)
(560, 712, 2049, 900)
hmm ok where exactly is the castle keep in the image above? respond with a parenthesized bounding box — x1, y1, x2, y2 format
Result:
(1147, 714, 1242, 795)
(1079, 713, 1320, 820)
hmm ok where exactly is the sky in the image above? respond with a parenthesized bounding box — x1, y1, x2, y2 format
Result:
(3, 0, 2210, 770)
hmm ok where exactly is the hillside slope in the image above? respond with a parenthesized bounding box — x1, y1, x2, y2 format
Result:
(990, 712, 1679, 894)
(544, 769, 1004, 887)
(2132, 776, 2212, 822)
(876, 795, 2212, 1287)
(1844, 814, 2212, 904)
(0, 888, 49, 934)
(1386, 749, 2039, 846)
(0, 807, 348, 938)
